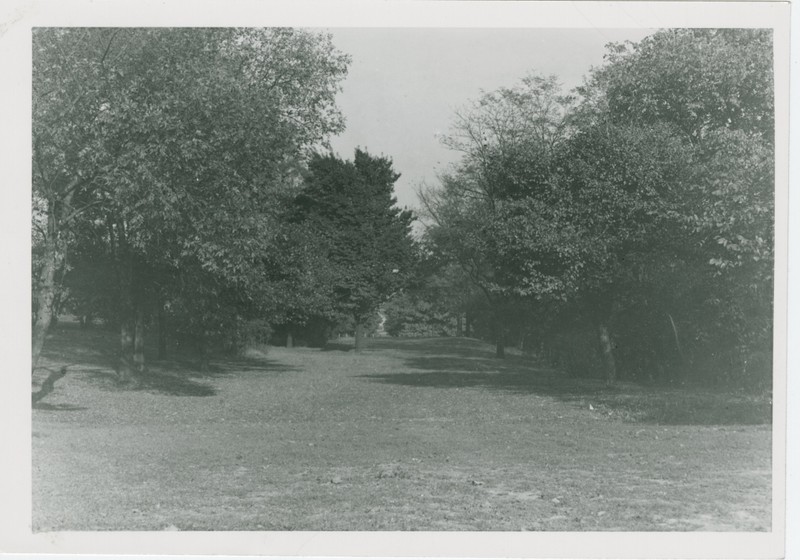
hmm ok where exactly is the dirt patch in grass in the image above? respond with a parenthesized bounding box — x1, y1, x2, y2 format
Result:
(32, 327, 771, 531)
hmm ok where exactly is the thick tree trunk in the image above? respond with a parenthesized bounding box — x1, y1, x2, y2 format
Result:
(133, 303, 145, 372)
(354, 322, 365, 352)
(32, 237, 59, 371)
(597, 323, 617, 384)
(120, 321, 134, 356)
(495, 339, 505, 359)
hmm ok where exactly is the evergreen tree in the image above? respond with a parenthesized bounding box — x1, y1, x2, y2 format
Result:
(295, 149, 416, 350)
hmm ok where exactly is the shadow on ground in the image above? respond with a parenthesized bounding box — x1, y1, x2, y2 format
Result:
(78, 354, 300, 397)
(359, 337, 772, 426)
(40, 324, 299, 398)
(32, 402, 88, 412)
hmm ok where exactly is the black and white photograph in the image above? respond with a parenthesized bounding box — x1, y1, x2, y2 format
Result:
(0, 1, 794, 558)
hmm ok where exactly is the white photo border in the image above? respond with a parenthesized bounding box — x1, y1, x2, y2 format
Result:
(0, 1, 793, 558)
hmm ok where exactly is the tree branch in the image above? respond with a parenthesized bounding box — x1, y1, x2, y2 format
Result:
(60, 198, 105, 226)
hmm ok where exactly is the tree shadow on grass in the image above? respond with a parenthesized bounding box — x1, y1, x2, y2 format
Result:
(81, 355, 299, 397)
(358, 338, 771, 426)
(85, 368, 218, 397)
(32, 402, 88, 411)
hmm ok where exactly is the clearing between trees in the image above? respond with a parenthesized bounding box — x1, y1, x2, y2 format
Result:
(33, 324, 771, 531)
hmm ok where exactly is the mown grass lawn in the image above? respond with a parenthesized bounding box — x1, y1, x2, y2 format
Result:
(32, 325, 772, 531)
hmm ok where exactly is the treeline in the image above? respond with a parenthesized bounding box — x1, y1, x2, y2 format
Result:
(388, 29, 774, 389)
(33, 28, 774, 390)
(32, 28, 415, 379)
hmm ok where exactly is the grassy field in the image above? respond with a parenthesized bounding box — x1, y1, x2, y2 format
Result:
(32, 324, 772, 531)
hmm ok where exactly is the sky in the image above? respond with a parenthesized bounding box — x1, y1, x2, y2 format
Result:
(325, 28, 654, 212)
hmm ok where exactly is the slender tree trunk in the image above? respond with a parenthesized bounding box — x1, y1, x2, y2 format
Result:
(133, 303, 145, 372)
(494, 312, 505, 359)
(199, 330, 210, 371)
(117, 319, 135, 382)
(114, 219, 137, 381)
(456, 313, 463, 337)
(32, 235, 59, 371)
(597, 323, 617, 384)
(465, 311, 472, 338)
(666, 312, 686, 383)
(286, 329, 294, 349)
(157, 304, 167, 360)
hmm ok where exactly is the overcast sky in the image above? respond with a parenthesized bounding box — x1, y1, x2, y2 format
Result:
(325, 28, 655, 211)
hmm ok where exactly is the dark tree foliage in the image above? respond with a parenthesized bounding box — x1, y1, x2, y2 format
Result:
(294, 149, 417, 350)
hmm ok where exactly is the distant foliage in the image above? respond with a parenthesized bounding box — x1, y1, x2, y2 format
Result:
(383, 292, 457, 337)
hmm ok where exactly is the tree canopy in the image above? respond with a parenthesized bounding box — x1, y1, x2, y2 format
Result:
(33, 27, 350, 372)
(420, 29, 774, 386)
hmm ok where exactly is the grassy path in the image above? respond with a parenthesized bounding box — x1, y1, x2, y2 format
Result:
(33, 330, 771, 531)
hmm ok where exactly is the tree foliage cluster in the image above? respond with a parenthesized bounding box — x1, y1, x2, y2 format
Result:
(409, 29, 774, 387)
(32, 28, 414, 376)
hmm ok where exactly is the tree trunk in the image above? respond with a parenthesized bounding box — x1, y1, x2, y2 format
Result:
(597, 323, 617, 384)
(456, 313, 463, 337)
(32, 235, 59, 371)
(133, 303, 145, 372)
(354, 322, 365, 352)
(117, 319, 134, 381)
(494, 313, 505, 359)
(496, 339, 505, 359)
(113, 218, 141, 382)
(286, 329, 294, 348)
(199, 330, 210, 371)
(157, 304, 167, 360)
(465, 311, 472, 338)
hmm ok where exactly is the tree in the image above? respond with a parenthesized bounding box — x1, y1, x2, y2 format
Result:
(536, 28, 775, 385)
(420, 74, 578, 358)
(32, 28, 350, 374)
(576, 29, 774, 385)
(422, 30, 773, 387)
(555, 120, 696, 382)
(294, 149, 416, 351)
